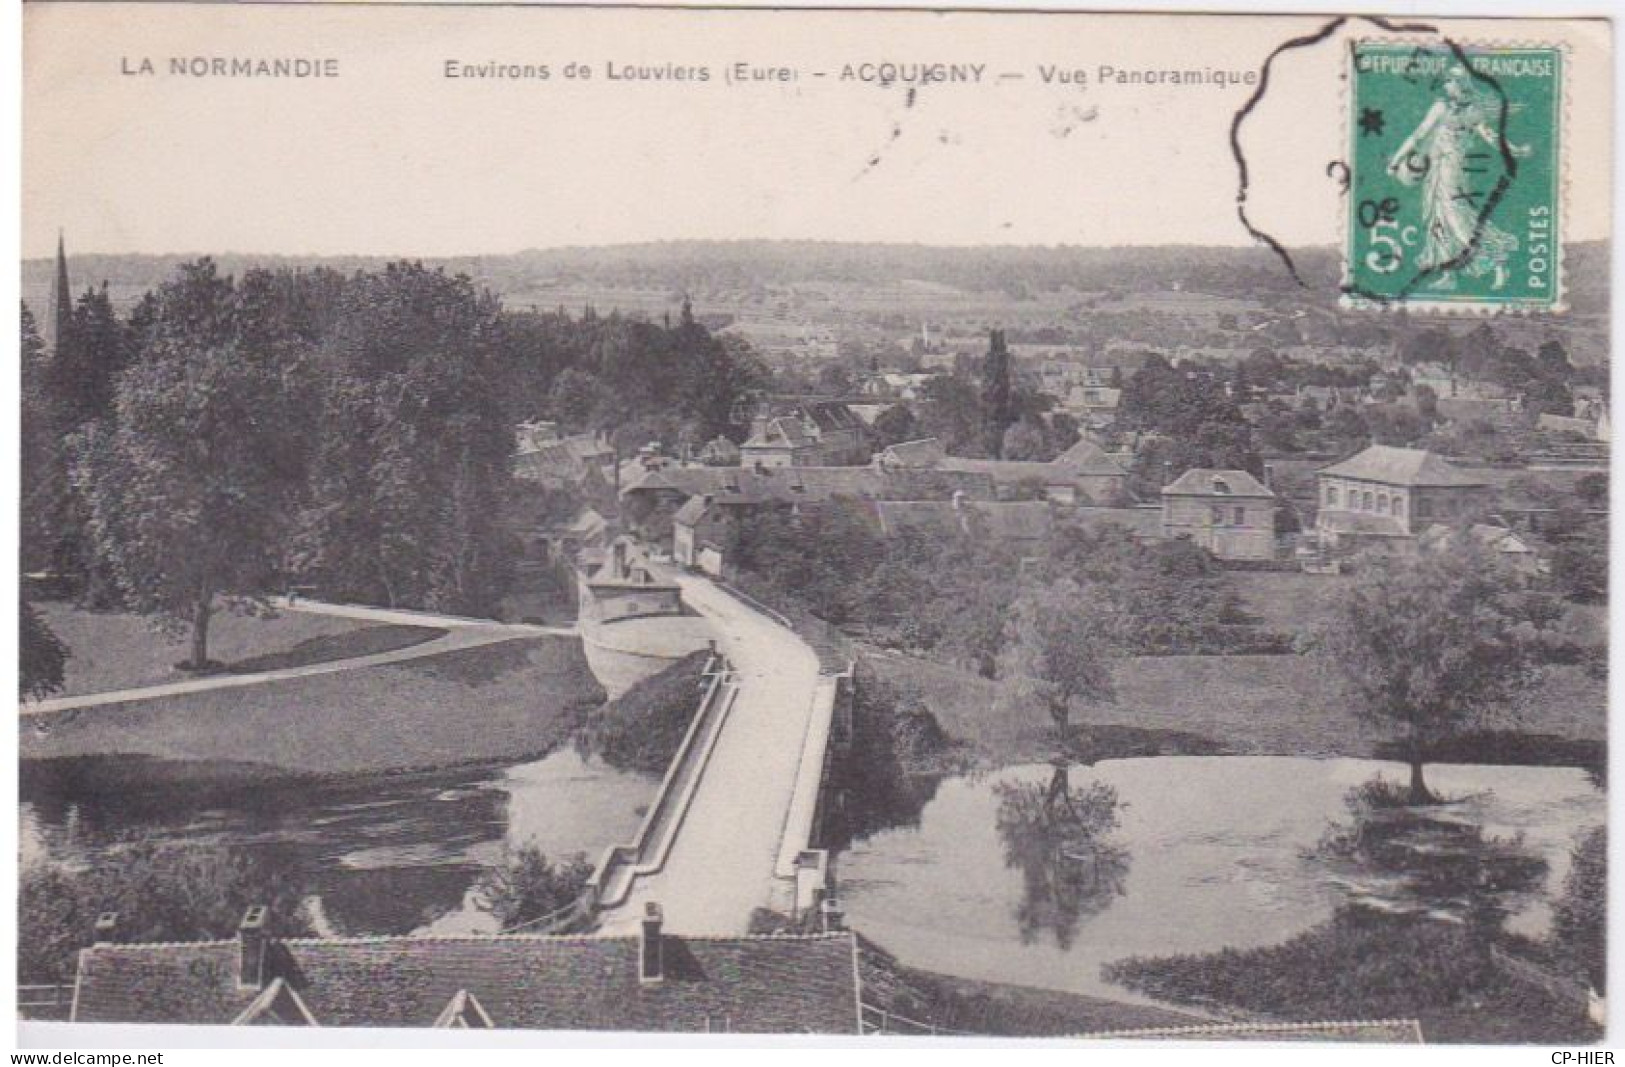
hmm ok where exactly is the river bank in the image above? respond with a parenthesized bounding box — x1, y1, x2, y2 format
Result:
(21, 635, 607, 777)
(863, 647, 1606, 771)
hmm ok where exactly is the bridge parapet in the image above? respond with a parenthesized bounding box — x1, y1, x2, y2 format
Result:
(584, 654, 740, 919)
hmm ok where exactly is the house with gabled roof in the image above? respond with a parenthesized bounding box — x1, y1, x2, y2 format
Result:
(69, 905, 866, 1033)
(890, 435, 1129, 505)
(1160, 469, 1277, 562)
(741, 402, 869, 468)
(1314, 444, 1490, 550)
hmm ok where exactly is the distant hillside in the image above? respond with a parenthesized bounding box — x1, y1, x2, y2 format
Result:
(23, 238, 1609, 335)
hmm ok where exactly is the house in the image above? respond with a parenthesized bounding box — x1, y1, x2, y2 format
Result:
(1159, 469, 1277, 562)
(514, 427, 617, 492)
(531, 506, 609, 565)
(620, 463, 995, 519)
(1060, 385, 1122, 423)
(697, 435, 742, 466)
(873, 437, 946, 470)
(861, 372, 934, 401)
(1314, 445, 1490, 550)
(659, 464, 997, 574)
(1538, 398, 1611, 442)
(741, 402, 868, 468)
(672, 494, 733, 575)
(69, 906, 865, 1033)
(1418, 522, 1544, 575)
(905, 437, 1130, 505)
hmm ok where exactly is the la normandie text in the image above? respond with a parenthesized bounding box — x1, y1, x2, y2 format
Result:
(121, 56, 341, 78)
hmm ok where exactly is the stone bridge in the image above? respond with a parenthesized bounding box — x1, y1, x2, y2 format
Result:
(568, 550, 852, 935)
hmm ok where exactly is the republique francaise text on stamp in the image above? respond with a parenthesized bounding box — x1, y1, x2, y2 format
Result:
(1344, 41, 1563, 313)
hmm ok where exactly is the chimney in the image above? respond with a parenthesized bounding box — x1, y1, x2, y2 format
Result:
(750, 415, 770, 441)
(639, 903, 664, 984)
(1262, 463, 1274, 490)
(93, 912, 118, 945)
(238, 905, 268, 989)
(819, 897, 845, 934)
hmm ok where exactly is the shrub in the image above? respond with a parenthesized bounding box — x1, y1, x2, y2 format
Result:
(1553, 826, 1605, 992)
(472, 845, 593, 930)
(576, 651, 710, 774)
(19, 839, 312, 983)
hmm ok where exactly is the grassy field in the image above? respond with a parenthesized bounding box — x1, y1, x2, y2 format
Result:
(22, 636, 606, 776)
(35, 603, 442, 697)
(865, 644, 1606, 767)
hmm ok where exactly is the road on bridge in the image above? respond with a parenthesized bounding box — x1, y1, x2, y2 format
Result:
(597, 564, 822, 936)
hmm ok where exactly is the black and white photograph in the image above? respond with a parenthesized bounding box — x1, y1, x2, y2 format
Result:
(13, 2, 1615, 1049)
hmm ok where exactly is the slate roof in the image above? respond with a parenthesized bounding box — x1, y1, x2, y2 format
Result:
(880, 438, 947, 468)
(743, 417, 813, 451)
(1161, 469, 1274, 498)
(801, 401, 863, 434)
(1054, 438, 1130, 476)
(1317, 445, 1487, 488)
(622, 465, 995, 504)
(672, 495, 713, 527)
(72, 931, 864, 1033)
(940, 457, 1073, 484)
(938, 442, 1127, 486)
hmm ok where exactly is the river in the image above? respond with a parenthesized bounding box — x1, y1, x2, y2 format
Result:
(836, 755, 1603, 1003)
(21, 748, 656, 936)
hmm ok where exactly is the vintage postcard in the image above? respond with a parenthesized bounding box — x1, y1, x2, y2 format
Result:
(16, 2, 1612, 1048)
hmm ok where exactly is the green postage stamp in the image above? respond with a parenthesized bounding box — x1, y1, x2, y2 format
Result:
(1344, 41, 1563, 312)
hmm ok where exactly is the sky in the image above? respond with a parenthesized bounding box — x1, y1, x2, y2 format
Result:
(22, 5, 1612, 258)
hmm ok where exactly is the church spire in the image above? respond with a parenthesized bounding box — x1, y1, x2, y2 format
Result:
(47, 229, 71, 353)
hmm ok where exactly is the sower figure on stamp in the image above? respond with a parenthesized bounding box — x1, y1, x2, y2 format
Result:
(1385, 65, 1532, 291)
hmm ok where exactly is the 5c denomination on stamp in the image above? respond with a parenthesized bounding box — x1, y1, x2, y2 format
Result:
(1343, 41, 1562, 313)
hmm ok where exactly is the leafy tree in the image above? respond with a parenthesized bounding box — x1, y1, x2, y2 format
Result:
(296, 264, 514, 614)
(472, 844, 593, 930)
(1574, 472, 1608, 509)
(1318, 539, 1548, 803)
(20, 840, 312, 983)
(1549, 523, 1607, 603)
(19, 601, 68, 700)
(1552, 826, 1605, 992)
(20, 304, 65, 573)
(870, 402, 922, 449)
(918, 373, 985, 456)
(45, 285, 132, 434)
(980, 329, 1014, 457)
(75, 261, 301, 667)
(998, 579, 1115, 735)
(1001, 418, 1047, 461)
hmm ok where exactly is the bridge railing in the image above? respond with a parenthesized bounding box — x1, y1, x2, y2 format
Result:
(19, 983, 72, 1020)
(859, 1003, 976, 1037)
(584, 655, 740, 914)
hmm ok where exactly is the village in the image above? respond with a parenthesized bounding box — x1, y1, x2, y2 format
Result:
(17, 241, 1608, 1042)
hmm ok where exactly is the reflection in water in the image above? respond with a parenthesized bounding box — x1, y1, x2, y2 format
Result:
(993, 762, 1129, 950)
(838, 757, 1602, 1003)
(22, 749, 654, 936)
(1315, 778, 1548, 937)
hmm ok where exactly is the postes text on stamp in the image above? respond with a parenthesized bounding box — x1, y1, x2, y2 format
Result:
(1344, 41, 1562, 312)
